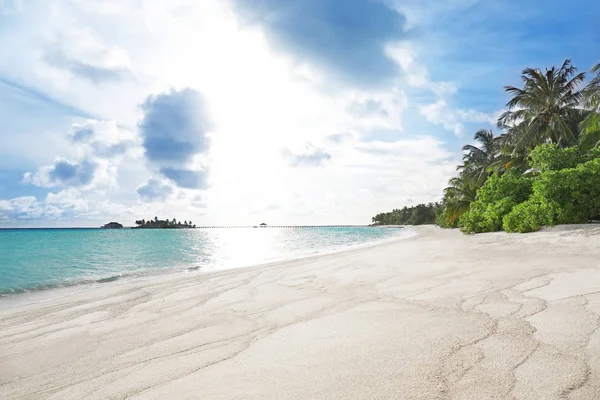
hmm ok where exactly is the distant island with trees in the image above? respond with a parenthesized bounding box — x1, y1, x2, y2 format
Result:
(101, 222, 124, 229)
(134, 217, 196, 229)
(372, 203, 441, 226)
(373, 59, 600, 233)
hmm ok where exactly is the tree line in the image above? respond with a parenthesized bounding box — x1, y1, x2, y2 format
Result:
(372, 203, 442, 226)
(374, 60, 600, 233)
(134, 217, 196, 229)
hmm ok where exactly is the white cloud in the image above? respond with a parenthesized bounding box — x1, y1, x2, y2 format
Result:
(0, 196, 45, 219)
(419, 99, 465, 136)
(23, 158, 102, 188)
(22, 118, 140, 192)
(0, 0, 477, 226)
(283, 144, 332, 167)
(385, 42, 430, 87)
(45, 188, 89, 211)
(385, 40, 501, 137)
(343, 88, 407, 131)
(69, 119, 140, 159)
(204, 135, 456, 224)
(0, 187, 156, 226)
(419, 99, 500, 136)
(41, 25, 133, 85)
(136, 177, 174, 202)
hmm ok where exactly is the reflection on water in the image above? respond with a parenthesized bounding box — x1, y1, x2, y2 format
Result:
(0, 227, 406, 294)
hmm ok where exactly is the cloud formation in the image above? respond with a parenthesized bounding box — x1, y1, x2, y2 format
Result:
(69, 119, 139, 158)
(419, 99, 499, 136)
(343, 89, 407, 131)
(21, 119, 138, 194)
(4, 0, 543, 226)
(232, 0, 408, 85)
(42, 26, 133, 85)
(23, 158, 98, 188)
(285, 144, 332, 167)
(136, 177, 174, 202)
(0, 188, 141, 224)
(158, 168, 207, 189)
(44, 49, 131, 84)
(0, 196, 48, 220)
(138, 88, 211, 188)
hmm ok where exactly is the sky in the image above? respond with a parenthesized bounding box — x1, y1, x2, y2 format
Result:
(0, 0, 598, 227)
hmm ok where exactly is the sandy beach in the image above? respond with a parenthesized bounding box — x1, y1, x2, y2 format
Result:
(2, 226, 600, 399)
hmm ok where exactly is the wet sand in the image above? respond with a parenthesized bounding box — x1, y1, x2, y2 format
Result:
(2, 225, 600, 399)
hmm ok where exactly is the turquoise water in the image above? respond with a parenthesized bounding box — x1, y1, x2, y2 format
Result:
(0, 227, 407, 295)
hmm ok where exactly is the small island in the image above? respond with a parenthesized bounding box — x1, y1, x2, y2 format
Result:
(133, 217, 196, 229)
(101, 222, 123, 229)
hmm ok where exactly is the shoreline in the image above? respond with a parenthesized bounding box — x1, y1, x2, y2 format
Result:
(0, 227, 415, 310)
(2, 225, 600, 398)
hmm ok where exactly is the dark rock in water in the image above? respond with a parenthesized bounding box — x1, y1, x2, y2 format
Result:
(101, 222, 123, 229)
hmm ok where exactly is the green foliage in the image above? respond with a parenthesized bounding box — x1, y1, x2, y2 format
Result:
(503, 157, 600, 232)
(435, 208, 458, 228)
(393, 60, 600, 233)
(586, 146, 600, 159)
(502, 198, 553, 233)
(459, 129, 501, 183)
(372, 203, 441, 226)
(458, 173, 532, 233)
(581, 63, 600, 150)
(533, 158, 600, 224)
(440, 174, 481, 228)
(497, 60, 586, 151)
(528, 144, 584, 173)
(134, 218, 195, 229)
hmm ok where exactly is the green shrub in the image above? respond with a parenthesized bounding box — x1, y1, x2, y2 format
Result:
(503, 158, 600, 232)
(435, 207, 453, 228)
(502, 197, 553, 233)
(586, 146, 600, 160)
(534, 158, 600, 224)
(528, 144, 584, 173)
(459, 173, 532, 233)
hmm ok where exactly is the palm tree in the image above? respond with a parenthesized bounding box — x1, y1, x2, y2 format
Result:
(498, 59, 586, 151)
(489, 130, 531, 173)
(580, 62, 600, 150)
(458, 129, 501, 182)
(442, 176, 479, 225)
(438, 129, 501, 227)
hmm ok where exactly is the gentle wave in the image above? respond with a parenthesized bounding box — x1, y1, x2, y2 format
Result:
(0, 227, 412, 297)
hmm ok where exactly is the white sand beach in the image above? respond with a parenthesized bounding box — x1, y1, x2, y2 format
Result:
(2, 225, 600, 399)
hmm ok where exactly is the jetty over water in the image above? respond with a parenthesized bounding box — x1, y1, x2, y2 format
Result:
(195, 225, 371, 229)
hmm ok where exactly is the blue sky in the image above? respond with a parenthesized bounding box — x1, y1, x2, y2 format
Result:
(0, 0, 598, 226)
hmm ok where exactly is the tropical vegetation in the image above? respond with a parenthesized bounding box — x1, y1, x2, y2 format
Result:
(134, 217, 196, 229)
(374, 59, 600, 233)
(372, 203, 442, 226)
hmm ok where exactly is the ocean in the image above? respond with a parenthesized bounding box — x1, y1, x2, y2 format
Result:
(0, 227, 409, 296)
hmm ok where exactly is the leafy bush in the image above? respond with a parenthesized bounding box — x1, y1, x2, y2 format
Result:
(528, 144, 583, 173)
(534, 158, 600, 224)
(585, 146, 600, 160)
(502, 197, 553, 233)
(503, 158, 600, 232)
(459, 173, 532, 233)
